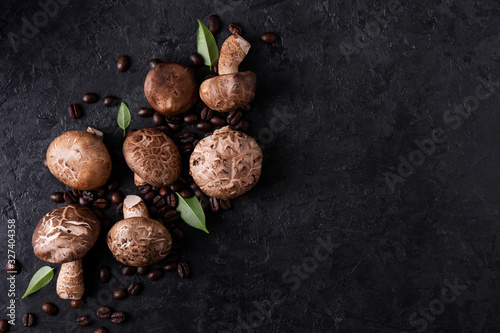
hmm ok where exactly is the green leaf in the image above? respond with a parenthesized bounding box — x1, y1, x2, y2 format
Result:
(117, 102, 131, 137)
(197, 19, 219, 69)
(175, 192, 208, 233)
(22, 266, 54, 299)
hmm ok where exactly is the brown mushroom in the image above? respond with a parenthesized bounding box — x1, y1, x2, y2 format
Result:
(107, 195, 172, 266)
(32, 205, 100, 299)
(199, 35, 256, 112)
(46, 127, 112, 190)
(144, 62, 198, 116)
(122, 128, 182, 187)
(189, 126, 263, 199)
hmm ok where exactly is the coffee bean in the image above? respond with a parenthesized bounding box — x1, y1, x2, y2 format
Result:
(172, 227, 184, 240)
(117, 55, 131, 72)
(139, 184, 152, 194)
(260, 32, 277, 44)
(177, 262, 190, 278)
(113, 289, 127, 300)
(23, 313, 34, 327)
(111, 312, 126, 324)
(159, 186, 170, 197)
(143, 191, 157, 202)
(179, 132, 196, 144)
(207, 15, 220, 34)
(136, 266, 149, 275)
(99, 266, 111, 282)
(97, 306, 111, 319)
(107, 180, 120, 192)
(103, 96, 118, 107)
(162, 210, 180, 223)
(233, 119, 249, 132)
(153, 112, 166, 126)
(153, 195, 166, 208)
(165, 254, 179, 263)
(50, 192, 64, 203)
(149, 59, 161, 68)
(229, 22, 242, 35)
(227, 110, 242, 126)
(83, 92, 98, 104)
(111, 191, 124, 205)
(180, 188, 194, 198)
(148, 268, 162, 281)
(137, 107, 154, 117)
(72, 188, 83, 197)
(166, 193, 177, 208)
(183, 113, 198, 124)
(79, 197, 90, 206)
(197, 121, 213, 132)
(0, 319, 9, 333)
(163, 262, 177, 272)
(128, 282, 142, 295)
(71, 299, 83, 309)
(95, 327, 108, 333)
(220, 199, 231, 210)
(121, 266, 136, 276)
(68, 104, 82, 119)
(209, 197, 220, 213)
(166, 116, 181, 124)
(43, 158, 48, 169)
(168, 123, 181, 132)
(42, 302, 58, 316)
(200, 107, 213, 121)
(242, 104, 251, 112)
(170, 181, 184, 193)
(95, 187, 106, 197)
(190, 52, 203, 66)
(64, 191, 77, 204)
(6, 259, 20, 274)
(116, 202, 124, 216)
(93, 198, 108, 209)
(210, 115, 226, 127)
(200, 196, 210, 210)
(194, 189, 204, 198)
(180, 143, 193, 154)
(150, 205, 158, 216)
(157, 125, 171, 134)
(82, 191, 95, 202)
(77, 316, 89, 327)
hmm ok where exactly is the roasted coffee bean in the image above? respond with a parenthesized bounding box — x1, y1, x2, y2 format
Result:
(197, 121, 213, 132)
(72, 188, 82, 197)
(64, 191, 77, 204)
(121, 266, 136, 276)
(172, 227, 184, 240)
(183, 113, 198, 124)
(169, 181, 184, 193)
(6, 259, 20, 274)
(180, 188, 194, 198)
(99, 266, 111, 282)
(144, 191, 157, 202)
(165, 115, 181, 124)
(113, 289, 127, 300)
(241, 104, 251, 112)
(172, 241, 182, 250)
(167, 123, 181, 132)
(209, 197, 220, 213)
(136, 266, 149, 275)
(177, 262, 190, 278)
(111, 191, 124, 205)
(139, 184, 152, 194)
(190, 52, 203, 66)
(97, 306, 111, 319)
(79, 197, 90, 206)
(68, 104, 82, 119)
(50, 192, 64, 203)
(137, 107, 154, 117)
(71, 299, 83, 309)
(93, 198, 108, 209)
(83, 92, 98, 104)
(220, 199, 231, 210)
(77, 316, 89, 327)
(229, 22, 242, 35)
(43, 157, 48, 169)
(111, 312, 126, 324)
(233, 119, 249, 132)
(116, 202, 124, 216)
(95, 187, 106, 198)
(95, 327, 108, 333)
(42, 302, 58, 316)
(180, 143, 193, 154)
(147, 268, 162, 281)
(23, 313, 34, 327)
(153, 195, 166, 208)
(227, 110, 242, 126)
(128, 282, 142, 295)
(194, 189, 204, 198)
(200, 196, 210, 210)
(180, 132, 196, 144)
(82, 191, 95, 201)
(166, 193, 177, 208)
(157, 125, 171, 133)
(92, 208, 104, 220)
(165, 253, 179, 262)
(260, 31, 277, 44)
(0, 319, 9, 332)
(163, 210, 180, 223)
(163, 262, 177, 272)
(149, 59, 161, 68)
(210, 115, 226, 127)
(207, 14, 220, 34)
(153, 112, 166, 126)
(103, 96, 118, 107)
(159, 186, 170, 197)
(149, 205, 158, 216)
(107, 180, 120, 192)
(200, 107, 213, 121)
(117, 55, 131, 72)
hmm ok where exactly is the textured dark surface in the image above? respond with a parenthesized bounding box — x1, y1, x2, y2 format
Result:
(1, 0, 500, 332)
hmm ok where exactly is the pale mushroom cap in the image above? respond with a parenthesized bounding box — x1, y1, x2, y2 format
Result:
(32, 205, 100, 264)
(199, 72, 256, 112)
(107, 217, 172, 266)
(189, 126, 263, 199)
(46, 131, 112, 190)
(144, 62, 198, 116)
(123, 128, 182, 187)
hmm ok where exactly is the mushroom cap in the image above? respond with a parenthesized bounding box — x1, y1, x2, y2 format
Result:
(107, 217, 172, 266)
(189, 126, 263, 199)
(123, 128, 182, 187)
(199, 71, 256, 112)
(32, 205, 100, 264)
(46, 130, 112, 190)
(144, 62, 198, 116)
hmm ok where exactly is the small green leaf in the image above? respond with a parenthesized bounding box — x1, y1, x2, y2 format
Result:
(117, 102, 131, 137)
(197, 19, 219, 69)
(22, 266, 55, 299)
(175, 192, 208, 233)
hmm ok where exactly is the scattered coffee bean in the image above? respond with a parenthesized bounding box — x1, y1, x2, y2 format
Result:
(72, 188, 82, 197)
(79, 197, 90, 206)
(103, 96, 118, 107)
(50, 192, 64, 203)
(162, 209, 180, 223)
(111, 191, 124, 205)
(170, 181, 184, 193)
(0, 319, 9, 333)
(165, 254, 179, 263)
(64, 191, 78, 204)
(107, 180, 120, 192)
(42, 302, 58, 316)
(190, 52, 204, 66)
(227, 110, 242, 125)
(97, 306, 111, 319)
(68, 104, 82, 119)
(128, 282, 142, 295)
(200, 196, 210, 210)
(197, 121, 213, 132)
(220, 199, 231, 210)
(93, 198, 108, 209)
(178, 262, 190, 278)
(111, 312, 126, 324)
(165, 116, 181, 124)
(113, 289, 127, 300)
(229, 22, 242, 35)
(157, 125, 171, 134)
(168, 123, 181, 132)
(210, 115, 226, 127)
(172, 227, 184, 240)
(207, 14, 220, 34)
(180, 188, 194, 198)
(147, 268, 162, 281)
(117, 55, 131, 72)
(71, 299, 83, 309)
(95, 187, 106, 198)
(159, 186, 170, 197)
(166, 193, 177, 208)
(163, 263, 177, 272)
(153, 112, 166, 126)
(99, 266, 111, 282)
(82, 191, 95, 202)
(260, 32, 277, 44)
(233, 118, 250, 132)
(77, 316, 89, 327)
(121, 266, 136, 276)
(23, 313, 34, 327)
(209, 197, 220, 213)
(143, 191, 157, 202)
(43, 158, 48, 169)
(137, 107, 154, 117)
(94, 327, 108, 333)
(242, 104, 251, 112)
(180, 131, 196, 143)
(200, 107, 213, 121)
(154, 195, 167, 208)
(194, 189, 204, 198)
(139, 184, 152, 194)
(82, 92, 98, 104)
(183, 113, 198, 124)
(116, 202, 124, 216)
(180, 143, 193, 154)
(136, 266, 149, 276)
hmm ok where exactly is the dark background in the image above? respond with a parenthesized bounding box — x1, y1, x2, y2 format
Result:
(1, 0, 500, 332)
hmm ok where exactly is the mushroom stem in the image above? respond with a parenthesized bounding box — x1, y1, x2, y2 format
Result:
(87, 127, 104, 139)
(218, 35, 251, 75)
(56, 259, 84, 299)
(123, 195, 149, 219)
(134, 173, 148, 186)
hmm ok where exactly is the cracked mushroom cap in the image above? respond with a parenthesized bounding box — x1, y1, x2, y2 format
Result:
(107, 217, 172, 266)
(32, 205, 100, 264)
(144, 62, 198, 116)
(189, 126, 263, 200)
(123, 128, 182, 187)
(46, 130, 112, 190)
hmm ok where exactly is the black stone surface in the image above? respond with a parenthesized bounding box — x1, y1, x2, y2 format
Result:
(1, 0, 500, 332)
